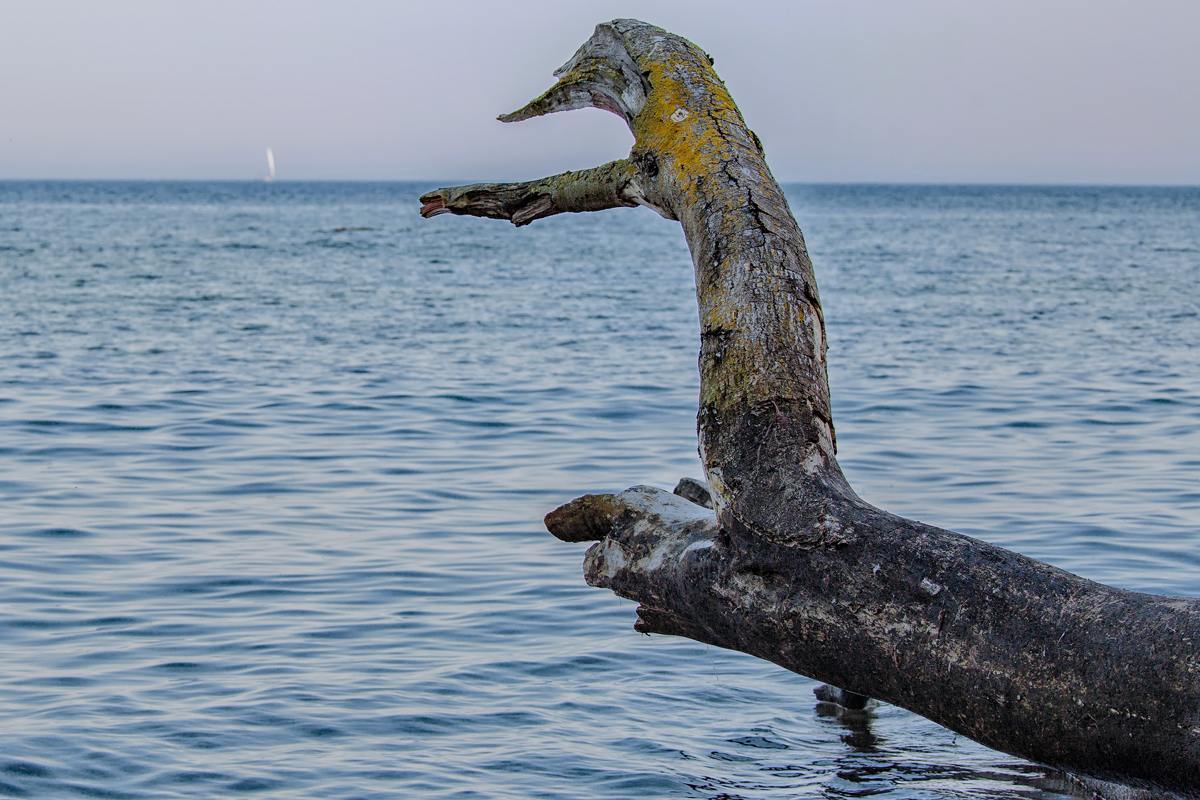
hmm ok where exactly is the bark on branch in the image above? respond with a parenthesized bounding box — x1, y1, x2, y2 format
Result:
(421, 19, 1200, 798)
(420, 160, 641, 226)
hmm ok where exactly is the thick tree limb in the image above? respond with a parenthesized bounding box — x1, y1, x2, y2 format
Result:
(422, 19, 1200, 798)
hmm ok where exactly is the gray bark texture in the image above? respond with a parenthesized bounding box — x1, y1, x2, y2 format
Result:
(420, 19, 1200, 798)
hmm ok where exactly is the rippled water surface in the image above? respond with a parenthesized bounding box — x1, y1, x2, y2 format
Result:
(1, 181, 1197, 798)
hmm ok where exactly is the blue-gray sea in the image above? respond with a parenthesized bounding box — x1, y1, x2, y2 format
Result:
(1, 181, 1198, 799)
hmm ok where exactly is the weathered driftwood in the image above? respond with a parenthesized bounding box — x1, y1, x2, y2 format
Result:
(420, 19, 1200, 797)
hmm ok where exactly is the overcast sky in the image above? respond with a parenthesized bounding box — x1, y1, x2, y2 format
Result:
(3, 0, 1198, 183)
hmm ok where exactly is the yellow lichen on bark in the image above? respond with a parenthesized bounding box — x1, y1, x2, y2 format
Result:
(630, 49, 742, 205)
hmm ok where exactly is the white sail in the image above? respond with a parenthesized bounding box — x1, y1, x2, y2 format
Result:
(265, 147, 276, 182)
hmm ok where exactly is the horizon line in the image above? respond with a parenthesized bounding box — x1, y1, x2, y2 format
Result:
(2, 178, 1199, 189)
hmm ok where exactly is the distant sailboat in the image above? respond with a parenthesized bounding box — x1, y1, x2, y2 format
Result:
(264, 147, 276, 182)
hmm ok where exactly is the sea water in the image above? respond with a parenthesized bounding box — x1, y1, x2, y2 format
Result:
(0, 181, 1197, 798)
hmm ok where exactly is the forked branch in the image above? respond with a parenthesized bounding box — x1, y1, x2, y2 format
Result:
(422, 19, 1200, 798)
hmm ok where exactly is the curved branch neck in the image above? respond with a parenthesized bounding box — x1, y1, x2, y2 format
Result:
(610, 25, 832, 417)
(425, 19, 849, 529)
(600, 22, 840, 519)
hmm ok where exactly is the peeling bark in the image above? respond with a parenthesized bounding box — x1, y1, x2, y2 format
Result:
(420, 19, 1200, 798)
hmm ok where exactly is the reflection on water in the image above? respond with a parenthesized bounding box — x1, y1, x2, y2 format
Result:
(815, 696, 879, 752)
(0, 181, 1196, 798)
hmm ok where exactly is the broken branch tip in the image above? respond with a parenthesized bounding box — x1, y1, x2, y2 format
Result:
(544, 493, 617, 542)
(419, 196, 449, 219)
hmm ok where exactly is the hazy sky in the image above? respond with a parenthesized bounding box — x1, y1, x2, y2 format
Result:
(3, 0, 1198, 183)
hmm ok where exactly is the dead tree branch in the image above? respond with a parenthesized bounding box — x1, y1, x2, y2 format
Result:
(421, 19, 1200, 798)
